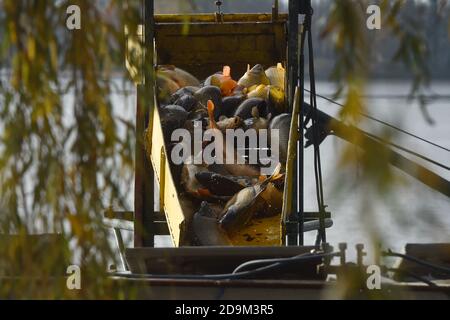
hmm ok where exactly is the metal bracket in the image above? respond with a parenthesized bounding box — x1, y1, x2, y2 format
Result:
(272, 0, 279, 22)
(356, 244, 367, 268)
(303, 211, 331, 220)
(298, 0, 313, 15)
(215, 1, 224, 23)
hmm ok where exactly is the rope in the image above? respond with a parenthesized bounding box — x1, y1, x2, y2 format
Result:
(362, 131, 450, 171)
(361, 94, 450, 100)
(305, 89, 450, 153)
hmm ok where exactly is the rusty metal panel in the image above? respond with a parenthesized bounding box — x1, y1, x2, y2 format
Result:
(155, 16, 287, 79)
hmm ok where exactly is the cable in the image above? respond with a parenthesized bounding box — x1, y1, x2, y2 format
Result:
(112, 252, 337, 281)
(303, 10, 327, 246)
(362, 131, 450, 171)
(305, 89, 450, 153)
(233, 252, 312, 274)
(361, 94, 450, 100)
(387, 268, 438, 287)
(382, 250, 450, 276)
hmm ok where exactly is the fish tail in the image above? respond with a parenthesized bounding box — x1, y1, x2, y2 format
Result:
(261, 163, 283, 187)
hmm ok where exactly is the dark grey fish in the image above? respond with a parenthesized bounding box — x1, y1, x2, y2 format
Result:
(193, 202, 231, 246)
(219, 164, 282, 234)
(194, 86, 223, 119)
(222, 95, 246, 118)
(269, 114, 291, 163)
(173, 95, 198, 112)
(159, 105, 189, 133)
(195, 172, 245, 197)
(170, 86, 200, 104)
(233, 98, 268, 120)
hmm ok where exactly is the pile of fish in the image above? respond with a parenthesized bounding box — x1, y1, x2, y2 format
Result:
(156, 64, 292, 246)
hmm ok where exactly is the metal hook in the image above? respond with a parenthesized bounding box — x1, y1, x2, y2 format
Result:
(215, 1, 224, 23)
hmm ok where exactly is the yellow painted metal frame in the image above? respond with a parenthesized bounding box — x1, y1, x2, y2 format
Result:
(145, 106, 193, 246)
(281, 87, 301, 243)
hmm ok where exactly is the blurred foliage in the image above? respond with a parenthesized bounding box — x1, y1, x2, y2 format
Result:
(321, 0, 433, 179)
(320, 1, 448, 298)
(322, 0, 432, 120)
(0, 0, 141, 298)
(321, 0, 448, 279)
(0, 0, 447, 299)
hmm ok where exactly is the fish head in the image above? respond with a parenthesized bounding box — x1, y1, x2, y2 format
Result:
(219, 206, 241, 233)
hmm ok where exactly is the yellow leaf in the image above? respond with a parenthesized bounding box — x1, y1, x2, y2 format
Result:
(27, 37, 36, 61)
(49, 40, 58, 71)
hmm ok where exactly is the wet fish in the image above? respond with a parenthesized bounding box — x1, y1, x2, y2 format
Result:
(158, 65, 200, 88)
(181, 156, 231, 201)
(258, 175, 285, 217)
(193, 202, 231, 246)
(234, 98, 268, 120)
(222, 95, 246, 118)
(237, 64, 270, 88)
(159, 105, 189, 134)
(244, 107, 270, 133)
(157, 74, 180, 105)
(204, 66, 238, 97)
(219, 163, 282, 233)
(173, 94, 198, 112)
(170, 86, 200, 103)
(194, 86, 223, 119)
(207, 100, 243, 132)
(207, 100, 261, 177)
(195, 172, 245, 197)
(269, 114, 291, 163)
(180, 157, 210, 199)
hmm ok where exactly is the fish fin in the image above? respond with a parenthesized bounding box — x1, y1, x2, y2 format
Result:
(261, 163, 283, 187)
(198, 188, 213, 198)
(271, 173, 285, 182)
(207, 100, 218, 129)
(223, 66, 231, 78)
(270, 163, 283, 180)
